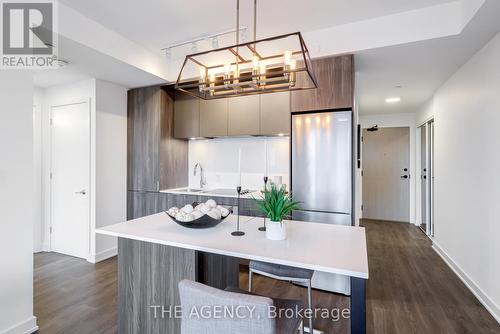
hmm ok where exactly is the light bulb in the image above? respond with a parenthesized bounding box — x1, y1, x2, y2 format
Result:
(260, 63, 266, 75)
(252, 56, 260, 70)
(284, 50, 292, 65)
(224, 63, 232, 75)
(199, 68, 206, 81)
(289, 59, 297, 86)
(209, 73, 216, 96)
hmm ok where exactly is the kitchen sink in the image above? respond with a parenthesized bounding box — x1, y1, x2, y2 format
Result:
(175, 188, 204, 193)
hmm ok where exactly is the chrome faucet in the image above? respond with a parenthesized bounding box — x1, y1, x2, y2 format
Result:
(194, 163, 206, 189)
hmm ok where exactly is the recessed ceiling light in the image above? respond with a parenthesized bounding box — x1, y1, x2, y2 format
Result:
(385, 97, 401, 103)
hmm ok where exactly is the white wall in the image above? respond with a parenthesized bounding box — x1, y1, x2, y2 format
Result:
(357, 113, 417, 225)
(416, 32, 500, 322)
(0, 71, 38, 333)
(38, 78, 126, 263)
(33, 89, 44, 253)
(93, 79, 127, 262)
(188, 137, 290, 191)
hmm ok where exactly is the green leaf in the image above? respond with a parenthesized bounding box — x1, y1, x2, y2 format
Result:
(252, 183, 300, 222)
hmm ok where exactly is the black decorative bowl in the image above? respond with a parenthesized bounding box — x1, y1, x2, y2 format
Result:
(165, 204, 233, 229)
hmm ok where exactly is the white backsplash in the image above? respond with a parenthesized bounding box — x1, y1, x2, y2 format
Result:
(188, 137, 290, 191)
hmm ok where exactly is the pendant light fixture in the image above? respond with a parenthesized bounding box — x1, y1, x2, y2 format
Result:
(175, 0, 317, 99)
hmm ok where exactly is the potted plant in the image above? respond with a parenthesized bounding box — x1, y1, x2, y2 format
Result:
(254, 183, 300, 240)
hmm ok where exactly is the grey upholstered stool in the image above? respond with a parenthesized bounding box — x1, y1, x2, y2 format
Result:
(179, 279, 304, 334)
(249, 261, 314, 333)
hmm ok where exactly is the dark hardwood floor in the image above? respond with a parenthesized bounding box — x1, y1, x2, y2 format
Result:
(34, 252, 117, 334)
(34, 220, 500, 334)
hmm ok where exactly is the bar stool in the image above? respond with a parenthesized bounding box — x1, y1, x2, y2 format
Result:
(179, 279, 304, 334)
(249, 261, 314, 333)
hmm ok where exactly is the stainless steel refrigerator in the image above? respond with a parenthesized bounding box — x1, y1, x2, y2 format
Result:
(291, 110, 352, 295)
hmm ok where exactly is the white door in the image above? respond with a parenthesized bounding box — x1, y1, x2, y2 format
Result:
(362, 127, 410, 222)
(51, 102, 90, 259)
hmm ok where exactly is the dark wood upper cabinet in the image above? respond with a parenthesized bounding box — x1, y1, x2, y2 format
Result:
(291, 55, 354, 112)
(128, 86, 188, 192)
(159, 89, 188, 190)
(127, 87, 161, 192)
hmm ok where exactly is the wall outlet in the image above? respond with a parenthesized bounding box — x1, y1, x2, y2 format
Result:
(215, 174, 221, 183)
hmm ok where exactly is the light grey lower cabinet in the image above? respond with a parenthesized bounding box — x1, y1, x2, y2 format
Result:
(260, 92, 290, 135)
(228, 95, 260, 136)
(174, 92, 200, 139)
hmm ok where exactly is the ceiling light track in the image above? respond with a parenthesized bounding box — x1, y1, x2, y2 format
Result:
(161, 26, 248, 53)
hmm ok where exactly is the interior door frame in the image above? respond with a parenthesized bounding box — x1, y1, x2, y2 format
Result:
(49, 100, 92, 258)
(360, 126, 411, 222)
(417, 117, 435, 238)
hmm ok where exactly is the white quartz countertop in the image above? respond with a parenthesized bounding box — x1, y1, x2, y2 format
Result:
(96, 214, 369, 279)
(160, 187, 262, 199)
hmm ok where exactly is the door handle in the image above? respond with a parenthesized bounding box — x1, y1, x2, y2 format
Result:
(75, 190, 86, 195)
(401, 175, 409, 179)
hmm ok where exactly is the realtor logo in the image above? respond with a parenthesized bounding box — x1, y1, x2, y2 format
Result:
(1, 0, 57, 68)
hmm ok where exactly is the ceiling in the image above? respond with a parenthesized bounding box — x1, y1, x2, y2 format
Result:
(33, 36, 165, 88)
(355, 0, 500, 115)
(58, 0, 454, 54)
(43, 0, 500, 116)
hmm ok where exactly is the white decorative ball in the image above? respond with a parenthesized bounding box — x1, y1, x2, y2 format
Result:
(206, 199, 217, 208)
(206, 210, 219, 220)
(211, 208, 222, 220)
(183, 213, 195, 222)
(181, 204, 194, 213)
(191, 210, 204, 219)
(175, 212, 185, 220)
(218, 206, 230, 217)
(198, 204, 211, 213)
(168, 207, 179, 216)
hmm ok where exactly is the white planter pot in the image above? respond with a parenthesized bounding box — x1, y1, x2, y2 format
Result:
(266, 220, 287, 241)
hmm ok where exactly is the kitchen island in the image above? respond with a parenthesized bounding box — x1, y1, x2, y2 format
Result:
(96, 213, 369, 334)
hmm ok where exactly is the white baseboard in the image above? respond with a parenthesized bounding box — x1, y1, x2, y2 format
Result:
(0, 316, 38, 334)
(432, 241, 500, 324)
(87, 246, 117, 264)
